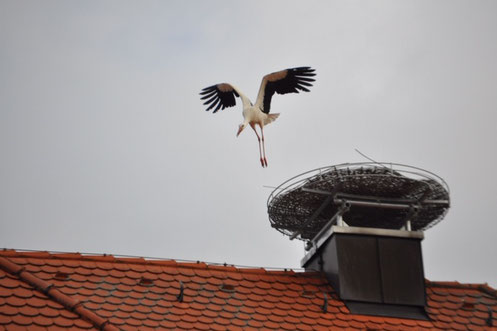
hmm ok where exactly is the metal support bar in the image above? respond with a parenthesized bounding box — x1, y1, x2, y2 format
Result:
(301, 187, 336, 195)
(402, 205, 419, 231)
(335, 192, 416, 203)
(290, 183, 343, 240)
(290, 195, 333, 240)
(303, 190, 449, 208)
(306, 202, 350, 251)
(336, 192, 449, 207)
(334, 198, 414, 210)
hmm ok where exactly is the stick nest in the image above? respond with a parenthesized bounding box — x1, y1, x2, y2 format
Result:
(267, 165, 450, 241)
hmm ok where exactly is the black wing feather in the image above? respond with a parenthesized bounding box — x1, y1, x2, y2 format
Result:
(199, 84, 239, 113)
(262, 67, 316, 113)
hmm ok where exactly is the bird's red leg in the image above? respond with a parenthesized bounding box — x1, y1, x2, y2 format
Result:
(250, 124, 265, 167)
(260, 125, 268, 167)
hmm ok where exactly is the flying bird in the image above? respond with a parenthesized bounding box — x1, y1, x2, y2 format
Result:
(200, 66, 316, 167)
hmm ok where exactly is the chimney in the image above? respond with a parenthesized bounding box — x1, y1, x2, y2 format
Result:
(267, 163, 450, 320)
(302, 226, 427, 319)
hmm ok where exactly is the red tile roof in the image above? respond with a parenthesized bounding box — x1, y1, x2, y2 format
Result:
(0, 249, 496, 330)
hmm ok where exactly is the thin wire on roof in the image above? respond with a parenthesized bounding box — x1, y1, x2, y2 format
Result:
(1, 247, 306, 272)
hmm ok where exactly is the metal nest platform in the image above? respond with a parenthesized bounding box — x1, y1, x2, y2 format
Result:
(267, 162, 450, 241)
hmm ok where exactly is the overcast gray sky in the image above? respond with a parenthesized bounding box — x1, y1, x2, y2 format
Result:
(1, 1, 496, 287)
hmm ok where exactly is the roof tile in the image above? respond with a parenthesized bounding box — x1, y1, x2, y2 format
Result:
(193, 295, 210, 305)
(218, 311, 234, 320)
(318, 316, 336, 327)
(126, 317, 143, 327)
(18, 305, 39, 317)
(210, 323, 229, 331)
(213, 317, 230, 326)
(263, 320, 281, 329)
(202, 309, 219, 319)
(53, 316, 74, 328)
(5, 296, 25, 307)
(112, 310, 129, 320)
(274, 301, 293, 311)
(75, 268, 93, 277)
(238, 306, 255, 315)
(432, 320, 451, 329)
(11, 314, 33, 326)
(244, 300, 259, 308)
(97, 309, 114, 319)
(469, 316, 487, 326)
(74, 317, 93, 329)
(280, 321, 297, 330)
(197, 315, 214, 325)
(159, 319, 176, 328)
(58, 308, 76, 320)
(247, 319, 264, 328)
(38, 306, 60, 318)
(300, 316, 317, 325)
(146, 312, 163, 322)
(450, 321, 469, 331)
(231, 318, 247, 327)
(251, 312, 268, 322)
(32, 315, 54, 327)
(176, 320, 194, 329)
(0, 315, 12, 325)
(193, 321, 211, 330)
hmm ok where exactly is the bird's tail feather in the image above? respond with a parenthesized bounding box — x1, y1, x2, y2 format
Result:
(264, 113, 280, 125)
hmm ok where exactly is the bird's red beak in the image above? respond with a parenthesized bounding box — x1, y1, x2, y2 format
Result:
(236, 125, 244, 137)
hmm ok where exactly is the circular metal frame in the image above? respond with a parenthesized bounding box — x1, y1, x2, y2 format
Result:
(267, 162, 450, 241)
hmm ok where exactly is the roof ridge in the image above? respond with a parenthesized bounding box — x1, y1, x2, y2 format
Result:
(0, 249, 317, 276)
(0, 256, 119, 331)
(427, 280, 497, 295)
(478, 284, 497, 298)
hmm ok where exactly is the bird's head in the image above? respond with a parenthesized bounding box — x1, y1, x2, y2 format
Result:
(236, 123, 247, 137)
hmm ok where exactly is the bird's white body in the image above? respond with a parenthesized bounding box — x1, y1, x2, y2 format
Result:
(233, 86, 280, 133)
(200, 66, 315, 167)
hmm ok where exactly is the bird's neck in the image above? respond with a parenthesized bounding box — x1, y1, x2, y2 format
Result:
(239, 92, 253, 108)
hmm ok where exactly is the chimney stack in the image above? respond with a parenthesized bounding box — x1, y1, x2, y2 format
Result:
(302, 226, 427, 319)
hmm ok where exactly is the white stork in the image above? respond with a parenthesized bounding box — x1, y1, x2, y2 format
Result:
(200, 66, 316, 167)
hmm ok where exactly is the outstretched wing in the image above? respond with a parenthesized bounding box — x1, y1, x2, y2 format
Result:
(200, 83, 240, 113)
(255, 67, 316, 114)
